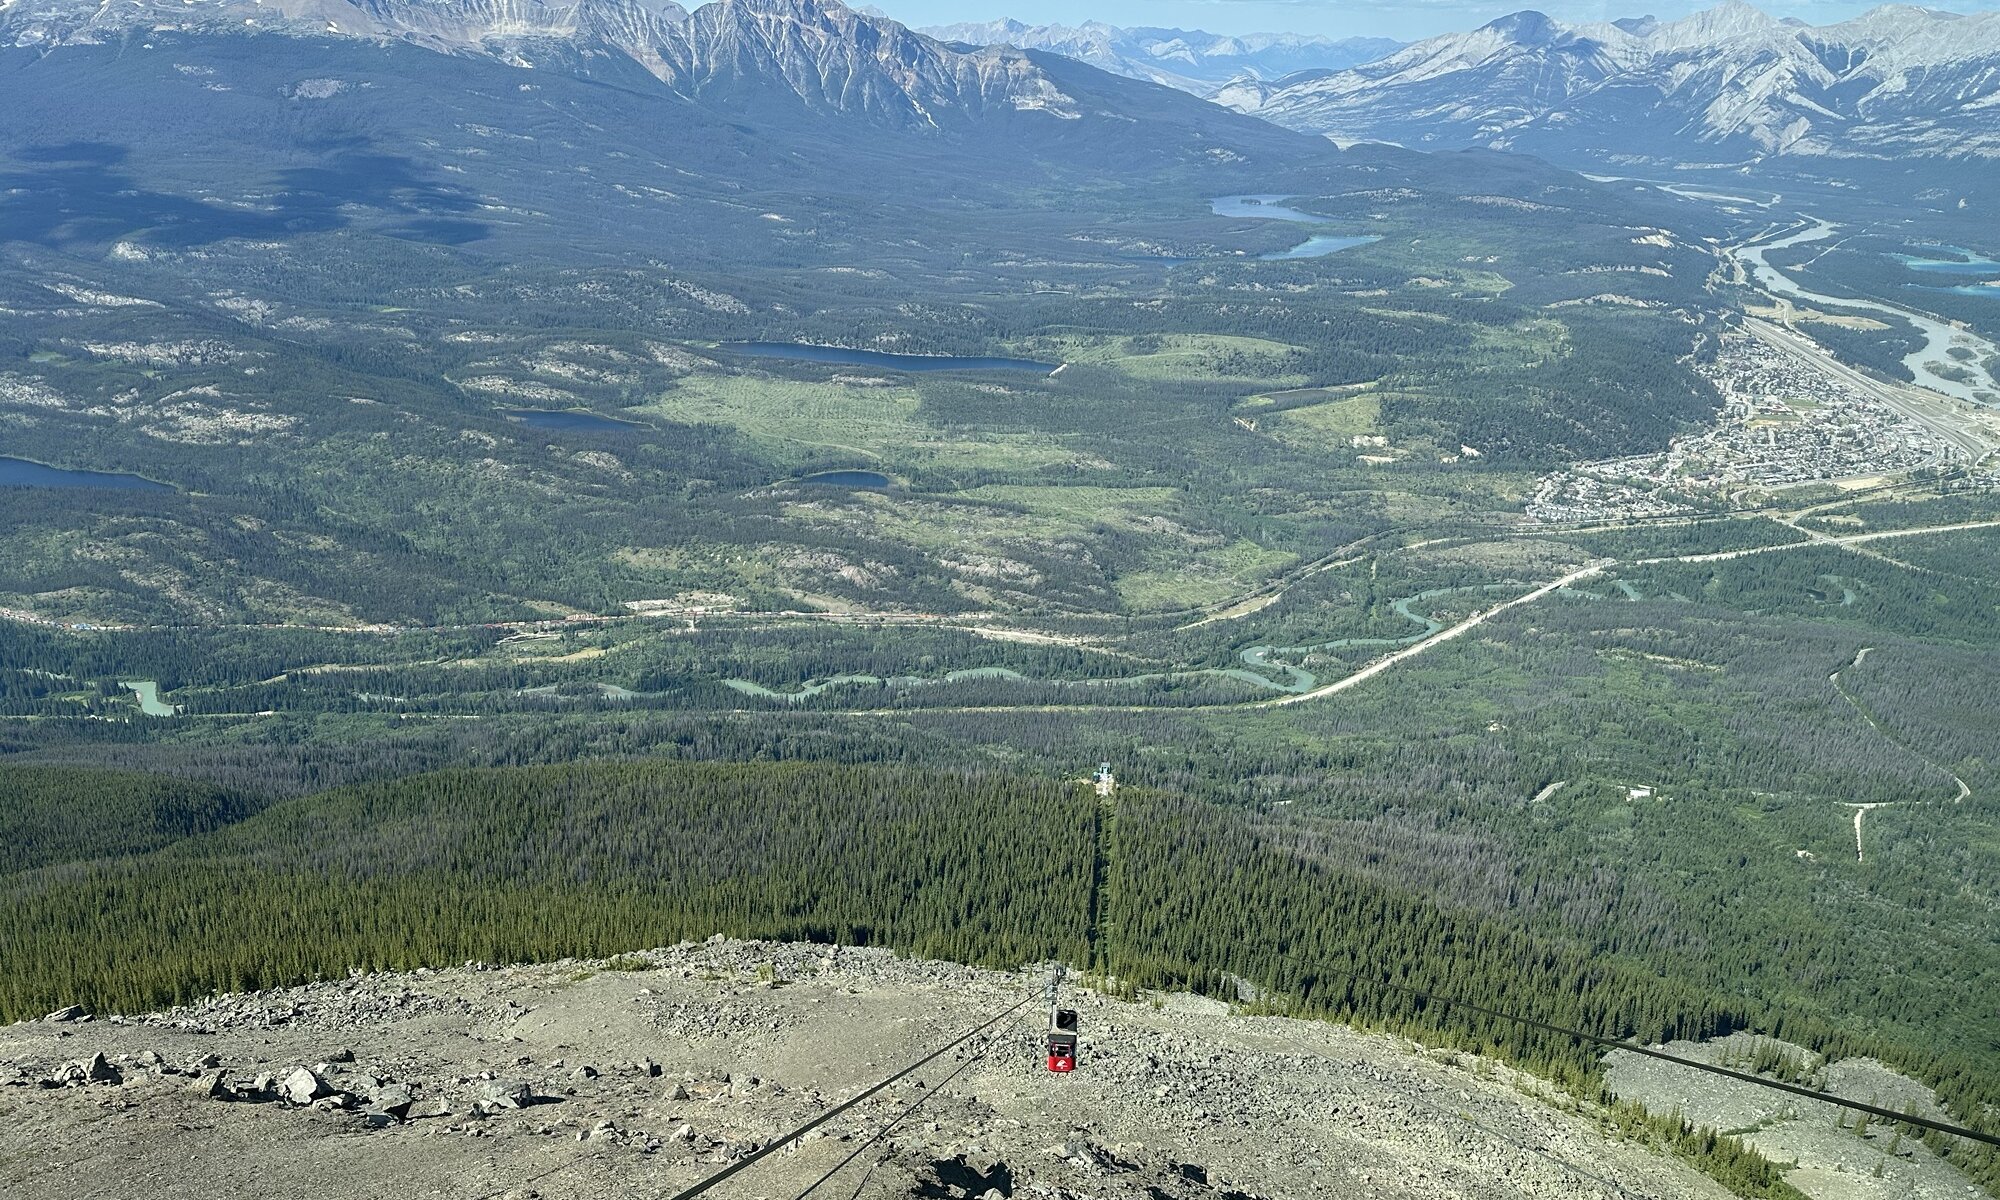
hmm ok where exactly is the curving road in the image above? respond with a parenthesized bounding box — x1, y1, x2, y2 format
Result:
(1256, 563, 1609, 708)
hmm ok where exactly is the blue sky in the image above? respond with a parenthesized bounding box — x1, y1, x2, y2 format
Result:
(866, 0, 1999, 40)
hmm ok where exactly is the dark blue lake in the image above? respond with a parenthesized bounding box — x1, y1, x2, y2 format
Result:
(724, 343, 1057, 373)
(0, 456, 170, 491)
(801, 470, 894, 490)
(505, 408, 646, 432)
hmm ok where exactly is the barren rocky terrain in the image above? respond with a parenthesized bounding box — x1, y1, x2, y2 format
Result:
(0, 940, 1745, 1200)
(1607, 1034, 1987, 1200)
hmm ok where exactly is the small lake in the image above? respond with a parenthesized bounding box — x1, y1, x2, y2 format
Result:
(1210, 194, 1381, 260)
(0, 456, 170, 491)
(1261, 234, 1380, 261)
(724, 343, 1058, 374)
(1211, 194, 1333, 224)
(1895, 248, 2000, 275)
(800, 470, 894, 490)
(505, 408, 646, 433)
(1895, 248, 2000, 298)
(120, 680, 178, 717)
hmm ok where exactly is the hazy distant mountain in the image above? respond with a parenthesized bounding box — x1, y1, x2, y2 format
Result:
(0, 0, 1364, 265)
(0, 0, 1350, 170)
(918, 18, 1402, 94)
(3, 0, 1108, 128)
(1218, 1, 2000, 164)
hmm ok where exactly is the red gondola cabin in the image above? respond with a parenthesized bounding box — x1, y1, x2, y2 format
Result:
(1046, 1008, 1079, 1073)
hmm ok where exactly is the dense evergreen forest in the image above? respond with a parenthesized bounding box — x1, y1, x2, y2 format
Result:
(0, 762, 1098, 1014)
(0, 766, 264, 875)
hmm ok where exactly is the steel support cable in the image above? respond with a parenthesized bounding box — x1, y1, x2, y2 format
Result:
(661, 993, 1036, 1200)
(1253, 948, 2000, 1150)
(466, 1151, 609, 1200)
(794, 1017, 1018, 1200)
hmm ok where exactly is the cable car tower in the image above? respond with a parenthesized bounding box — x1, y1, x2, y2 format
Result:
(1045, 964, 1078, 1073)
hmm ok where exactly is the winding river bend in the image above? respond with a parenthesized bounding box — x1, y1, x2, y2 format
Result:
(723, 343, 1058, 374)
(724, 586, 1496, 702)
(1734, 219, 2000, 405)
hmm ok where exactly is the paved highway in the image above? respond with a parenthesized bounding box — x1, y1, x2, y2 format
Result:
(1743, 317, 1999, 463)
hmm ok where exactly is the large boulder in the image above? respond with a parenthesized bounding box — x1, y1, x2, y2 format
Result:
(282, 1066, 332, 1105)
(476, 1079, 536, 1110)
(362, 1085, 413, 1130)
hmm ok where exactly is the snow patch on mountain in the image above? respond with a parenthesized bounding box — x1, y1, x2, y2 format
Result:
(1223, 1, 2000, 161)
(918, 17, 1401, 95)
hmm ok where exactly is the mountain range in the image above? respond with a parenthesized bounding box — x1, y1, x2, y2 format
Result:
(915, 18, 1402, 94)
(1, 0, 1360, 267)
(1216, 1, 2000, 165)
(2, 0, 1110, 130)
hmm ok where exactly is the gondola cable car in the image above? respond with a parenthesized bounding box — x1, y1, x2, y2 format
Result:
(1045, 964, 1079, 1073)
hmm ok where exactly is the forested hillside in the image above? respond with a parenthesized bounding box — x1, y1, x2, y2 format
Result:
(0, 762, 1098, 1013)
(0, 766, 263, 875)
(1, 758, 1992, 1191)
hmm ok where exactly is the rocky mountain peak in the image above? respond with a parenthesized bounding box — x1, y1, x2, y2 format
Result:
(1480, 10, 1564, 47)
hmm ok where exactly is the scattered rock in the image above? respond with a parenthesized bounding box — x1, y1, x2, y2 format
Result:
(45, 1053, 121, 1087)
(185, 1071, 229, 1100)
(42, 1006, 85, 1023)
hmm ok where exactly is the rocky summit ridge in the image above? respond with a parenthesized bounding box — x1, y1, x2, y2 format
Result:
(0, 939, 1743, 1199)
(1, 0, 1083, 128)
